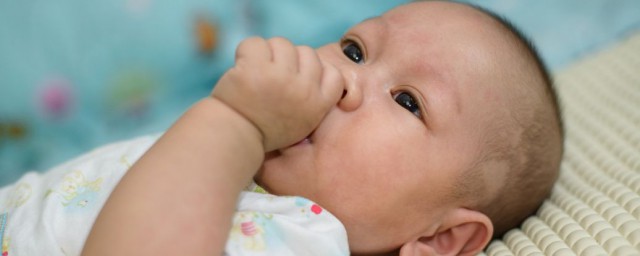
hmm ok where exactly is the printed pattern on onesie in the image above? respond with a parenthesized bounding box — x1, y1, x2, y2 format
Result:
(225, 183, 349, 256)
(0, 135, 159, 256)
(0, 134, 349, 255)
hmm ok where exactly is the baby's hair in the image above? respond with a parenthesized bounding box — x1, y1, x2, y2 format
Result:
(453, 3, 565, 239)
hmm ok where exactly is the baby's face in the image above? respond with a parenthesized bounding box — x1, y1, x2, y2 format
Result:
(256, 2, 517, 253)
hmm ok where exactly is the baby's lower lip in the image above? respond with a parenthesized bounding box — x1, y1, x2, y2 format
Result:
(278, 137, 309, 154)
(292, 137, 311, 147)
(281, 133, 314, 152)
(285, 137, 310, 149)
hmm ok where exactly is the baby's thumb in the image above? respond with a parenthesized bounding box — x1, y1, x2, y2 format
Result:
(319, 62, 345, 107)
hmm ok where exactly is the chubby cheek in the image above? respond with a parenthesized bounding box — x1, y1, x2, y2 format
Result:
(312, 127, 431, 248)
(314, 123, 420, 208)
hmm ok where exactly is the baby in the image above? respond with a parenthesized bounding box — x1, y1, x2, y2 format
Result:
(1, 1, 563, 255)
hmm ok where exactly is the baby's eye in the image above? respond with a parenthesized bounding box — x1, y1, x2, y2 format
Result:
(342, 40, 364, 64)
(394, 91, 422, 118)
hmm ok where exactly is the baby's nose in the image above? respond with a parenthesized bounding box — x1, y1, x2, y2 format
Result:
(337, 71, 362, 112)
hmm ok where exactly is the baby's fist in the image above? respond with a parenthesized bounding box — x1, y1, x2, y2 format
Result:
(212, 37, 344, 152)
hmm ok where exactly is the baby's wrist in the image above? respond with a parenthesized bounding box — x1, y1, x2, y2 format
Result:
(195, 97, 265, 151)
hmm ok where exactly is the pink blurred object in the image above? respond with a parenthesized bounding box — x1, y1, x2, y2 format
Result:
(39, 78, 73, 119)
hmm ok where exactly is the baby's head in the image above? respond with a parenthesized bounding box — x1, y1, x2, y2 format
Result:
(256, 1, 563, 255)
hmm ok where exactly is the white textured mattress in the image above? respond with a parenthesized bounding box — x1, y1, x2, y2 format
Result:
(483, 32, 640, 255)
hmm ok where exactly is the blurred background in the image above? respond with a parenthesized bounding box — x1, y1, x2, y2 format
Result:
(1, 0, 639, 186)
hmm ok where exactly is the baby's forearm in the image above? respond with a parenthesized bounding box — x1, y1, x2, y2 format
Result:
(82, 97, 264, 255)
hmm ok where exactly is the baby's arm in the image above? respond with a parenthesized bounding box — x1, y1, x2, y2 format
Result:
(81, 37, 344, 255)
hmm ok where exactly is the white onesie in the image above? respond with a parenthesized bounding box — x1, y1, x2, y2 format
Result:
(0, 135, 349, 256)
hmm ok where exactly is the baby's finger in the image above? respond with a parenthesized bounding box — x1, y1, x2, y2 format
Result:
(268, 37, 298, 73)
(235, 37, 271, 63)
(296, 46, 321, 79)
(319, 62, 345, 106)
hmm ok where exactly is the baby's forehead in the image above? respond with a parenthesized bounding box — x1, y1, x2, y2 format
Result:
(400, 3, 530, 67)
(375, 3, 517, 62)
(378, 1, 509, 40)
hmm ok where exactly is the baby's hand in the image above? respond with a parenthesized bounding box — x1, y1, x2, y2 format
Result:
(212, 37, 344, 152)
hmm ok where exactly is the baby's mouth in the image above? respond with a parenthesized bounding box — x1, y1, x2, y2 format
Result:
(280, 130, 315, 152)
(290, 131, 314, 147)
(293, 136, 312, 146)
(264, 131, 315, 161)
(257, 131, 314, 190)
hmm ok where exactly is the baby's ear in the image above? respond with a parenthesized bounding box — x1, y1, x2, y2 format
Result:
(398, 208, 493, 256)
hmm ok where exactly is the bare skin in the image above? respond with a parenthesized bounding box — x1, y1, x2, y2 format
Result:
(82, 37, 344, 255)
(81, 1, 537, 255)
